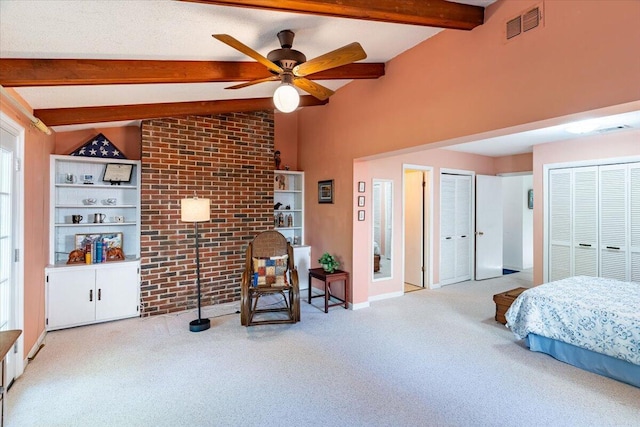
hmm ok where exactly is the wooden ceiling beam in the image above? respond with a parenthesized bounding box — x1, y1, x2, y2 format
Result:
(180, 0, 484, 30)
(34, 96, 327, 126)
(0, 59, 384, 87)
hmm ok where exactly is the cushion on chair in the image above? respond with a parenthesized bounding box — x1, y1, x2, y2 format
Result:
(252, 255, 289, 287)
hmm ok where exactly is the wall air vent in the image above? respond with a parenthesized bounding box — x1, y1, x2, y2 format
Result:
(523, 7, 540, 32)
(506, 16, 522, 39)
(505, 3, 544, 41)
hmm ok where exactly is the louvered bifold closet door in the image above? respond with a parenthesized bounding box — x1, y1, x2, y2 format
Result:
(439, 174, 472, 286)
(630, 163, 640, 283)
(454, 175, 472, 282)
(440, 175, 456, 284)
(599, 164, 628, 281)
(549, 169, 572, 281)
(573, 167, 598, 277)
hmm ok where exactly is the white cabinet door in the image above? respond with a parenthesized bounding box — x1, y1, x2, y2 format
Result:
(293, 245, 310, 290)
(95, 263, 139, 321)
(599, 164, 628, 281)
(549, 169, 572, 281)
(47, 268, 95, 329)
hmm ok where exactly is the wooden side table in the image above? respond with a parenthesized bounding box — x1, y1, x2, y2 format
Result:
(308, 268, 349, 313)
(0, 330, 21, 427)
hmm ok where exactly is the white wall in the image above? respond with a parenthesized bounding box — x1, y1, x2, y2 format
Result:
(502, 175, 533, 271)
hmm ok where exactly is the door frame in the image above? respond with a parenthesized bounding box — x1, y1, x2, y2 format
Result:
(0, 112, 25, 378)
(402, 164, 433, 289)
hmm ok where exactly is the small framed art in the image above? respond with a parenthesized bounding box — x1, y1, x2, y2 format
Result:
(358, 181, 366, 193)
(103, 163, 133, 184)
(527, 189, 533, 209)
(357, 196, 365, 207)
(358, 210, 365, 221)
(318, 180, 334, 204)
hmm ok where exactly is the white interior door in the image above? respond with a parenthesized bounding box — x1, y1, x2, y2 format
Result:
(404, 170, 423, 287)
(475, 175, 503, 280)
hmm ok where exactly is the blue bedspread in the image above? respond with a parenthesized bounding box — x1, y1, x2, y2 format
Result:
(505, 276, 640, 366)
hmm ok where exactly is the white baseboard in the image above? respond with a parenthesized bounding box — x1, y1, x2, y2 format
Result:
(429, 282, 441, 289)
(351, 301, 370, 310)
(369, 291, 403, 302)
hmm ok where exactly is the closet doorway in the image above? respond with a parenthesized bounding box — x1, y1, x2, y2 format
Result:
(403, 165, 432, 291)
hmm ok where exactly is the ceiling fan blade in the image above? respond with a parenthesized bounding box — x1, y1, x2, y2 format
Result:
(293, 78, 334, 101)
(213, 34, 283, 74)
(293, 42, 367, 77)
(226, 75, 280, 89)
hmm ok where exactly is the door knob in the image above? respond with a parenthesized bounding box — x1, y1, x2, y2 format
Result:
(476, 231, 484, 236)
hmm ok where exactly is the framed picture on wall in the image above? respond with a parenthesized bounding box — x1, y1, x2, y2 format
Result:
(318, 180, 334, 203)
(357, 196, 365, 207)
(528, 189, 533, 209)
(358, 181, 366, 193)
(358, 210, 365, 221)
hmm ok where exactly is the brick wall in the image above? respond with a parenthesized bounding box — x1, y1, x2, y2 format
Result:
(140, 112, 274, 316)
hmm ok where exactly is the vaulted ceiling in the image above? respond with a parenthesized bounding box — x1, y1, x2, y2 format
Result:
(0, 0, 495, 131)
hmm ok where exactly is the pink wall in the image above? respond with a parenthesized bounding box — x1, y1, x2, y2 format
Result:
(495, 153, 532, 175)
(532, 129, 640, 285)
(298, 0, 640, 305)
(55, 126, 141, 160)
(353, 149, 497, 303)
(274, 112, 299, 171)
(1, 92, 55, 358)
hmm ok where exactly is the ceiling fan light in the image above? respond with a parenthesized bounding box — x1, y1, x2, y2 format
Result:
(273, 83, 300, 113)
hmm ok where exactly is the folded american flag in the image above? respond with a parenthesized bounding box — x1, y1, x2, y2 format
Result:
(69, 133, 126, 159)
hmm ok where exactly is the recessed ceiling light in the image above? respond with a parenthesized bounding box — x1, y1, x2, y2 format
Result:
(564, 119, 600, 134)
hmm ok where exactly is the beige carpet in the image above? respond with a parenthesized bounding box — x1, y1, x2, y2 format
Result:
(7, 270, 640, 426)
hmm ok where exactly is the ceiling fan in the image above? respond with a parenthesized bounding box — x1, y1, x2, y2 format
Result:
(213, 30, 367, 112)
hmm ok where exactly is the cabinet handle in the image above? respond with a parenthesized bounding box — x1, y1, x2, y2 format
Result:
(89, 289, 93, 302)
(606, 246, 620, 250)
(98, 289, 102, 301)
(579, 243, 591, 247)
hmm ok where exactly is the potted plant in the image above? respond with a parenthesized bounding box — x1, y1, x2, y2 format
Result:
(319, 252, 340, 273)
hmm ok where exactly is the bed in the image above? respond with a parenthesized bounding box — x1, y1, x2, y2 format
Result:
(505, 276, 640, 388)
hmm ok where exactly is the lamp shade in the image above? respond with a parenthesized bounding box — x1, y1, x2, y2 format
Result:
(273, 83, 300, 113)
(181, 198, 210, 222)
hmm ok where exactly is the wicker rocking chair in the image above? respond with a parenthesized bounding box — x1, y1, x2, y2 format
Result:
(240, 231, 301, 326)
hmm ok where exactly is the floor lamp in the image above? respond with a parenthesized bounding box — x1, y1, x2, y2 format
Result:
(181, 197, 211, 332)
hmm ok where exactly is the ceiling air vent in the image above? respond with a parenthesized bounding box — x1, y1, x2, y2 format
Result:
(506, 16, 522, 39)
(596, 125, 631, 134)
(523, 7, 540, 32)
